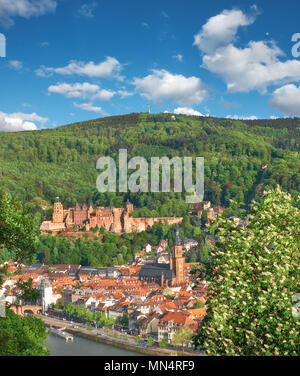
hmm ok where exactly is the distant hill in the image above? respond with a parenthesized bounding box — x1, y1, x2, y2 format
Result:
(0, 113, 299, 217)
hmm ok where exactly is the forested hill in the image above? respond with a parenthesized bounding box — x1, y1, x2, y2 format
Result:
(0, 113, 299, 217)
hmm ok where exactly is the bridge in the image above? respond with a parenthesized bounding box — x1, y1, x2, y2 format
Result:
(9, 304, 43, 316)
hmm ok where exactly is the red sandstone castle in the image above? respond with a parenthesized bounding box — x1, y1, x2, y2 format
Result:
(41, 201, 183, 234)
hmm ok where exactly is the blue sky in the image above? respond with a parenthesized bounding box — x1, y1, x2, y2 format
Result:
(0, 0, 300, 131)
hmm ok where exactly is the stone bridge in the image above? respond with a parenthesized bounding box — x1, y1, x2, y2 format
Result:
(9, 304, 43, 316)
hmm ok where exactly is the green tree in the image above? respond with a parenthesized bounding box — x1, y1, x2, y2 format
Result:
(172, 326, 193, 351)
(16, 278, 40, 304)
(0, 191, 38, 263)
(0, 302, 49, 356)
(116, 313, 129, 327)
(159, 338, 168, 348)
(135, 336, 142, 344)
(0, 193, 49, 356)
(193, 300, 205, 309)
(147, 337, 154, 346)
(193, 187, 299, 356)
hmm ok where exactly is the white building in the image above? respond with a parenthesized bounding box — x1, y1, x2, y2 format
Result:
(37, 277, 53, 313)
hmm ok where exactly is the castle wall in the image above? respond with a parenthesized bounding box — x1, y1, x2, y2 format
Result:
(40, 221, 66, 232)
(42, 202, 183, 234)
(129, 217, 183, 232)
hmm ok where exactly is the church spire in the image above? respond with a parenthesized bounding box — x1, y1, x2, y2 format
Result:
(175, 226, 181, 246)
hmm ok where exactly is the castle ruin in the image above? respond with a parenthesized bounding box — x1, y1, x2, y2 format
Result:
(41, 201, 183, 234)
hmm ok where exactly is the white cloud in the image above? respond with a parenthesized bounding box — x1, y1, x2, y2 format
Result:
(93, 89, 115, 100)
(77, 2, 98, 18)
(133, 69, 208, 106)
(48, 82, 99, 98)
(36, 57, 124, 80)
(117, 90, 134, 98)
(172, 54, 183, 62)
(0, 0, 56, 27)
(141, 22, 149, 28)
(0, 111, 48, 132)
(73, 102, 103, 113)
(226, 114, 258, 120)
(35, 67, 53, 78)
(269, 84, 300, 116)
(203, 41, 300, 93)
(193, 9, 254, 55)
(194, 9, 300, 93)
(48, 82, 115, 100)
(174, 107, 204, 116)
(9, 60, 23, 70)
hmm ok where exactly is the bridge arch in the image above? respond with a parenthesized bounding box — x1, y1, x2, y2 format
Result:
(9, 304, 43, 316)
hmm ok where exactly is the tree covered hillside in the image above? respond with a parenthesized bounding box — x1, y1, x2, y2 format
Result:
(0, 113, 299, 216)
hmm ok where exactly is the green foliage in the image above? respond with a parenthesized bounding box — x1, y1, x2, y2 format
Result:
(34, 218, 202, 266)
(16, 278, 40, 304)
(159, 338, 168, 348)
(94, 311, 115, 327)
(147, 336, 154, 346)
(135, 336, 142, 343)
(193, 187, 300, 356)
(172, 326, 193, 349)
(0, 191, 39, 263)
(0, 114, 299, 215)
(116, 313, 129, 327)
(0, 309, 50, 356)
(59, 303, 99, 323)
(193, 300, 205, 309)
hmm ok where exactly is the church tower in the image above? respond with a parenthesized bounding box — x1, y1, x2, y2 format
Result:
(170, 227, 185, 285)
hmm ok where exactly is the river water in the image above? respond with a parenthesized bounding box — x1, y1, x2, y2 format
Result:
(45, 333, 142, 356)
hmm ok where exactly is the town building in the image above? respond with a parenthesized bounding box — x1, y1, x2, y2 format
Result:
(139, 228, 185, 287)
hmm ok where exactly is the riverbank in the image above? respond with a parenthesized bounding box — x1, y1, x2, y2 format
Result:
(37, 314, 203, 357)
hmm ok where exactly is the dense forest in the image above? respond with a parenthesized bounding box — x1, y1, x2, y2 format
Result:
(33, 217, 205, 267)
(0, 113, 299, 219)
(0, 112, 299, 266)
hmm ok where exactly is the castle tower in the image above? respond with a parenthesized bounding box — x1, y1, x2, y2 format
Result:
(52, 202, 64, 223)
(111, 208, 123, 233)
(126, 200, 134, 214)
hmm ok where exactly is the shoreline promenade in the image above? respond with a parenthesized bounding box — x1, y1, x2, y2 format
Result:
(36, 314, 203, 357)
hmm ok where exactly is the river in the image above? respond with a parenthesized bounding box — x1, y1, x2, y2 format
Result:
(45, 333, 142, 356)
